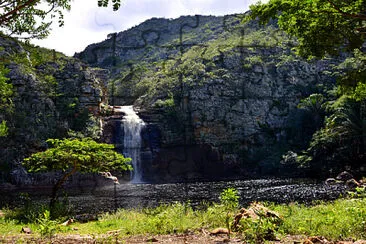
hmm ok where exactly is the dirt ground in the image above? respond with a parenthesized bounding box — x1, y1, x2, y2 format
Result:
(2, 233, 365, 244)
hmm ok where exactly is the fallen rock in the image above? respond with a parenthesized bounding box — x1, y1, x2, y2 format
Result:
(354, 241, 366, 244)
(74, 214, 98, 223)
(210, 227, 230, 235)
(107, 229, 122, 235)
(325, 178, 338, 185)
(21, 227, 32, 234)
(232, 202, 282, 231)
(61, 218, 74, 226)
(303, 236, 330, 244)
(145, 237, 159, 242)
(336, 171, 354, 182)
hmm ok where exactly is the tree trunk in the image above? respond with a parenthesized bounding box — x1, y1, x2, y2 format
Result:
(50, 164, 77, 218)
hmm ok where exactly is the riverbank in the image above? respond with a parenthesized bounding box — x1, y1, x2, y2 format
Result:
(1, 196, 365, 243)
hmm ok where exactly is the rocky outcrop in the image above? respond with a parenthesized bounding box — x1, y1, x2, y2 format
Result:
(76, 15, 338, 182)
(0, 36, 108, 184)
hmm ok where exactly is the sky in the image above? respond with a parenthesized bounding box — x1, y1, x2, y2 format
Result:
(32, 0, 264, 56)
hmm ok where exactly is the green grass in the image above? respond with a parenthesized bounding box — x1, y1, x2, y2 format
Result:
(1, 197, 365, 241)
(61, 202, 228, 236)
(272, 198, 366, 240)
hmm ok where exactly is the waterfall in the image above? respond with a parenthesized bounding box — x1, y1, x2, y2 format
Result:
(116, 105, 145, 183)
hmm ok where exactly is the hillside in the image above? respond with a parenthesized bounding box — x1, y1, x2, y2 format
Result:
(0, 36, 108, 183)
(75, 14, 339, 181)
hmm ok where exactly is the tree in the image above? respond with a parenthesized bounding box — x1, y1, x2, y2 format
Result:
(0, 0, 122, 39)
(246, 0, 366, 58)
(246, 0, 366, 172)
(23, 138, 131, 215)
(298, 94, 326, 129)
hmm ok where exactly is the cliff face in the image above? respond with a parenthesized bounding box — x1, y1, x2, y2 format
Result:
(76, 15, 336, 182)
(0, 36, 107, 183)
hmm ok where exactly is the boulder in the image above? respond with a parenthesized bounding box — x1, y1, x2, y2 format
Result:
(231, 202, 282, 231)
(210, 227, 229, 235)
(354, 240, 366, 244)
(336, 171, 354, 182)
(21, 227, 32, 234)
(303, 236, 330, 244)
(325, 178, 338, 185)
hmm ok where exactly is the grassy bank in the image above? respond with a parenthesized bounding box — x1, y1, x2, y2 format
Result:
(0, 191, 365, 242)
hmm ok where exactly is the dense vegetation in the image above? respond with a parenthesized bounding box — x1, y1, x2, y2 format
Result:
(245, 0, 366, 176)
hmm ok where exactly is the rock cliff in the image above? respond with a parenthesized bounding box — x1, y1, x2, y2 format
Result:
(75, 14, 339, 182)
(0, 36, 107, 183)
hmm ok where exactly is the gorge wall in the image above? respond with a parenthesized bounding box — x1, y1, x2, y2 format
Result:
(0, 36, 107, 184)
(77, 15, 337, 182)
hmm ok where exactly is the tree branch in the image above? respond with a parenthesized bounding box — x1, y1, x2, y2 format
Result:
(0, 0, 38, 25)
(327, 0, 366, 20)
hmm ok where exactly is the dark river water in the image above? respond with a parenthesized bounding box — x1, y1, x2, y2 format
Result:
(0, 178, 348, 214)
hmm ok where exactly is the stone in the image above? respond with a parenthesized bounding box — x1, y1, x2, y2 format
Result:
(303, 236, 330, 244)
(325, 178, 338, 185)
(21, 227, 32, 234)
(145, 237, 159, 242)
(354, 240, 366, 244)
(210, 228, 229, 235)
(336, 171, 354, 182)
(75, 214, 98, 223)
(232, 202, 282, 231)
(61, 218, 74, 226)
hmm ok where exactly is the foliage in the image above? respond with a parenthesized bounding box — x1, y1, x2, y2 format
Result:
(298, 94, 325, 112)
(239, 214, 281, 242)
(37, 210, 59, 238)
(299, 97, 365, 173)
(0, 63, 13, 137)
(154, 97, 175, 109)
(246, 0, 366, 173)
(0, 120, 8, 137)
(0, 0, 122, 39)
(246, 0, 366, 58)
(348, 186, 366, 198)
(219, 188, 239, 210)
(23, 137, 132, 173)
(0, 64, 12, 110)
(23, 138, 132, 215)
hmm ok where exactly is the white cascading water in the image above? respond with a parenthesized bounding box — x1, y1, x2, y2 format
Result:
(115, 105, 145, 183)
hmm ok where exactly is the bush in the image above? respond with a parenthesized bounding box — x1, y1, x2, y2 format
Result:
(37, 210, 59, 238)
(220, 188, 239, 210)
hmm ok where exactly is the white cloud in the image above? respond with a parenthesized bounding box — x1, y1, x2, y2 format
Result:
(32, 0, 264, 56)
